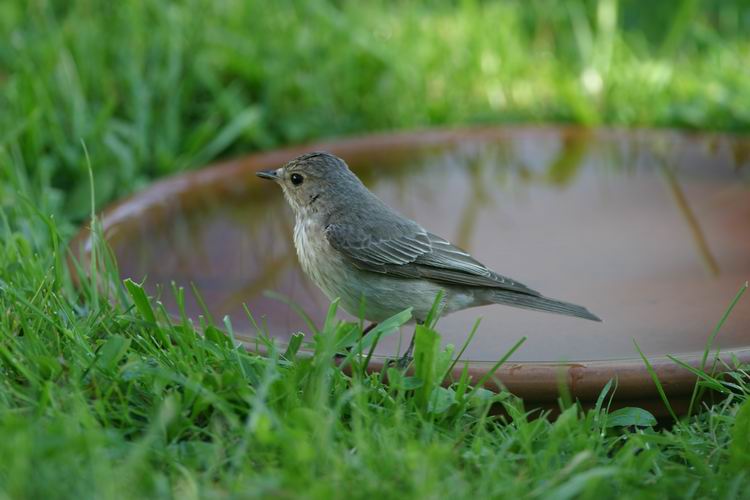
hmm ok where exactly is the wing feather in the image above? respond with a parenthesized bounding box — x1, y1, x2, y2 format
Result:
(324, 223, 540, 296)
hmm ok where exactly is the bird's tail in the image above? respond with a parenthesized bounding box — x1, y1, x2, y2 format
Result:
(487, 290, 602, 322)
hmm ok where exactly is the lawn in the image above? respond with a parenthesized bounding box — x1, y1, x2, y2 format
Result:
(1, 0, 750, 498)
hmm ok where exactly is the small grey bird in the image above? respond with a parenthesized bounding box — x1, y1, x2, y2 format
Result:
(257, 152, 600, 359)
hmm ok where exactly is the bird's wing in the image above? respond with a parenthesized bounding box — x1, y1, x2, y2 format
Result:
(324, 222, 540, 296)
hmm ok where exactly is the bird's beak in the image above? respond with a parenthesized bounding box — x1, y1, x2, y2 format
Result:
(256, 168, 281, 181)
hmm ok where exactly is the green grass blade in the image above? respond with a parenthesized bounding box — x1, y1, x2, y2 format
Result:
(124, 278, 156, 323)
(666, 355, 730, 394)
(465, 336, 526, 401)
(633, 339, 679, 423)
(687, 281, 748, 416)
(442, 317, 481, 382)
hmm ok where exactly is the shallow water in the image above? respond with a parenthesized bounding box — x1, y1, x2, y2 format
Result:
(106, 128, 750, 362)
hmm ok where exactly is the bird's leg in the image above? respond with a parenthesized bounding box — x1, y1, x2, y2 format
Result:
(395, 332, 416, 369)
(362, 322, 378, 335)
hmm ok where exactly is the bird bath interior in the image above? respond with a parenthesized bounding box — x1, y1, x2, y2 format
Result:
(73, 127, 750, 414)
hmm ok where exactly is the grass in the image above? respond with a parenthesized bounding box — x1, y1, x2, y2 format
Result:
(1, 0, 750, 497)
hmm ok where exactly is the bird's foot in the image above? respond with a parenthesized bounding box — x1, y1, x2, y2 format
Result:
(388, 334, 415, 370)
(385, 355, 412, 370)
(395, 354, 413, 370)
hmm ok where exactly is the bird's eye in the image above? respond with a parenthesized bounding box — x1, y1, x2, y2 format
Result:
(290, 173, 304, 186)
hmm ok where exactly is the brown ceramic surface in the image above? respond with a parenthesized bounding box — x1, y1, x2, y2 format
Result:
(74, 127, 750, 408)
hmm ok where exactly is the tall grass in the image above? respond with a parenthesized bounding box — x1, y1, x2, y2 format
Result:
(2, 196, 749, 497)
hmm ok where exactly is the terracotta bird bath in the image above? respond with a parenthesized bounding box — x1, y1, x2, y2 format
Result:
(73, 127, 750, 416)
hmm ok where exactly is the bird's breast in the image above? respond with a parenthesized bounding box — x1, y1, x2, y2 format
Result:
(293, 216, 344, 299)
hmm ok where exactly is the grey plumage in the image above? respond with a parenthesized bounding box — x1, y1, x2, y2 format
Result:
(257, 151, 601, 326)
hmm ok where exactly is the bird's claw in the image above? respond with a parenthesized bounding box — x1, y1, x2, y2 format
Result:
(396, 355, 413, 370)
(386, 354, 413, 370)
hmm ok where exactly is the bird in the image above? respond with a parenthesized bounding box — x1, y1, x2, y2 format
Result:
(257, 151, 601, 362)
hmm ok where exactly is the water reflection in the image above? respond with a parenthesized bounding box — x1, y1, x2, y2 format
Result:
(106, 128, 750, 362)
(659, 163, 720, 277)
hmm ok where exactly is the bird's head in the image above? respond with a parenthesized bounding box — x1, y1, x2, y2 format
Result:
(256, 151, 364, 215)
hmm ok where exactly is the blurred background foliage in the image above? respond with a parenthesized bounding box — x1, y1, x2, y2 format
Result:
(0, 0, 748, 220)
